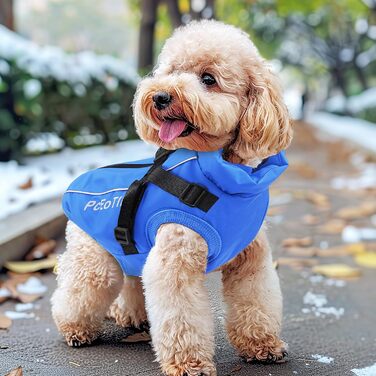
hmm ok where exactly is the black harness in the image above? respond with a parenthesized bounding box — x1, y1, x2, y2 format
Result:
(114, 148, 218, 255)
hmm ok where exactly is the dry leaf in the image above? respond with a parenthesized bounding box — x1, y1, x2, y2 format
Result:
(316, 243, 365, 257)
(355, 252, 376, 268)
(302, 214, 320, 225)
(312, 264, 361, 278)
(272, 260, 278, 269)
(277, 257, 319, 268)
(305, 191, 330, 209)
(282, 237, 313, 248)
(317, 219, 346, 234)
(335, 202, 376, 220)
(289, 162, 318, 179)
(2, 276, 42, 304)
(121, 331, 151, 343)
(5, 366, 23, 376)
(18, 177, 33, 190)
(0, 315, 12, 330)
(4, 255, 57, 273)
(228, 364, 242, 374)
(284, 247, 318, 257)
(25, 239, 57, 261)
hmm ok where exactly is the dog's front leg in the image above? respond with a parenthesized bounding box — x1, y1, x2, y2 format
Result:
(143, 224, 216, 376)
(51, 221, 123, 346)
(221, 229, 288, 363)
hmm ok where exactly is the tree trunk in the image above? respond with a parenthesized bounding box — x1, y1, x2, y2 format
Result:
(138, 0, 159, 72)
(0, 0, 14, 30)
(165, 0, 182, 28)
(353, 62, 368, 91)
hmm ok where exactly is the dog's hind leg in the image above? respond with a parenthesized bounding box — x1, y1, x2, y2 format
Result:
(143, 224, 216, 376)
(221, 229, 288, 363)
(51, 221, 123, 347)
(107, 275, 148, 329)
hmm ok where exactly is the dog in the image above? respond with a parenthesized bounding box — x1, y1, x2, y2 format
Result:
(51, 20, 293, 376)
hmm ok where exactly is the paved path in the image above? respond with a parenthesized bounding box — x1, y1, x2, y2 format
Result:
(1, 122, 376, 376)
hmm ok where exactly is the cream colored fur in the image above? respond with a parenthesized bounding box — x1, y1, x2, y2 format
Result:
(51, 20, 292, 376)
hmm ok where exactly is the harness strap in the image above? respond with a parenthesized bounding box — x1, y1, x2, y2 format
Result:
(147, 166, 218, 212)
(114, 148, 218, 256)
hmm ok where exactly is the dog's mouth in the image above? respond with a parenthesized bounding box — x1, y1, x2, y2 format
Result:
(158, 117, 196, 143)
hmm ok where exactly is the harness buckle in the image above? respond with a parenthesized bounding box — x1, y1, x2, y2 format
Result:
(180, 183, 208, 208)
(114, 226, 131, 245)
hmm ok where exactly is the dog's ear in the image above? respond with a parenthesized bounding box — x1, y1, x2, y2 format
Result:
(230, 62, 292, 162)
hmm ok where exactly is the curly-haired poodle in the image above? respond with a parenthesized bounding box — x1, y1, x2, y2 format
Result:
(51, 20, 293, 376)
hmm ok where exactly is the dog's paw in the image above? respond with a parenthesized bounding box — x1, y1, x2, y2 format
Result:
(162, 359, 216, 376)
(241, 340, 288, 364)
(59, 322, 98, 347)
(107, 301, 147, 329)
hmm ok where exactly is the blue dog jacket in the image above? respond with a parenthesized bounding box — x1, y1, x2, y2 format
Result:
(62, 148, 288, 276)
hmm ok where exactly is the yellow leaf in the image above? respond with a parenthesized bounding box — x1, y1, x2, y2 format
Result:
(312, 264, 361, 279)
(355, 252, 376, 268)
(4, 255, 57, 274)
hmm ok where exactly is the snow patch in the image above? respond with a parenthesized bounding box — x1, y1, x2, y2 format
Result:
(352, 363, 376, 376)
(342, 226, 376, 243)
(307, 112, 376, 153)
(17, 277, 47, 295)
(0, 140, 155, 220)
(311, 354, 334, 364)
(302, 292, 344, 319)
(5, 311, 35, 319)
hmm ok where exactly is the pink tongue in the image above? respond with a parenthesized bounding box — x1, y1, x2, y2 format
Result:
(158, 119, 187, 143)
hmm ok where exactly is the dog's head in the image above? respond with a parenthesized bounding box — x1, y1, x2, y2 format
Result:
(133, 20, 292, 164)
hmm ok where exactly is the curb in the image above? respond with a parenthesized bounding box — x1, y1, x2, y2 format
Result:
(0, 199, 66, 267)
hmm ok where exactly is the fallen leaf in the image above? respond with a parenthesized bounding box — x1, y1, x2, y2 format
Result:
(0, 315, 12, 330)
(4, 254, 57, 273)
(336, 202, 376, 220)
(0, 344, 9, 349)
(272, 260, 278, 269)
(18, 177, 33, 190)
(316, 243, 365, 257)
(312, 264, 361, 279)
(284, 247, 318, 257)
(25, 239, 57, 261)
(282, 237, 313, 248)
(355, 252, 376, 268)
(302, 214, 320, 225)
(5, 366, 22, 376)
(305, 191, 330, 209)
(317, 219, 346, 234)
(121, 331, 151, 343)
(289, 162, 318, 179)
(277, 257, 319, 268)
(228, 364, 242, 374)
(2, 276, 43, 304)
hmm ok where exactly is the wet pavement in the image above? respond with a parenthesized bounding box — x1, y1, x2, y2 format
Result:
(1, 122, 376, 376)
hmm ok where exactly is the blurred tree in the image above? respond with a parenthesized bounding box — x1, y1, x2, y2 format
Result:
(136, 0, 215, 71)
(0, 0, 14, 31)
(219, 0, 375, 98)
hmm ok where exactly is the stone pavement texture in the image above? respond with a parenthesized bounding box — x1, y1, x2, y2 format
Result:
(1, 122, 376, 376)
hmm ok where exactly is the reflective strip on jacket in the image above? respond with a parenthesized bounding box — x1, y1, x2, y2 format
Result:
(62, 148, 288, 276)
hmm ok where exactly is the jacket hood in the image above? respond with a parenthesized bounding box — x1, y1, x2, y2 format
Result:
(197, 149, 288, 196)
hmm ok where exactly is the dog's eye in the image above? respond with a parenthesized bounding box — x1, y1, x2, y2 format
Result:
(201, 73, 216, 86)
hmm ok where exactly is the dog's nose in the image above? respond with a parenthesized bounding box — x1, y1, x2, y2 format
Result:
(152, 91, 172, 110)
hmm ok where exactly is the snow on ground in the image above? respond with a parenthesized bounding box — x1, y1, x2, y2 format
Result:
(0, 140, 155, 220)
(325, 87, 376, 114)
(311, 354, 334, 364)
(352, 363, 376, 376)
(307, 112, 376, 154)
(302, 291, 345, 319)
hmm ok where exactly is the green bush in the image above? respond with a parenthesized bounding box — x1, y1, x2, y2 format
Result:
(0, 26, 139, 161)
